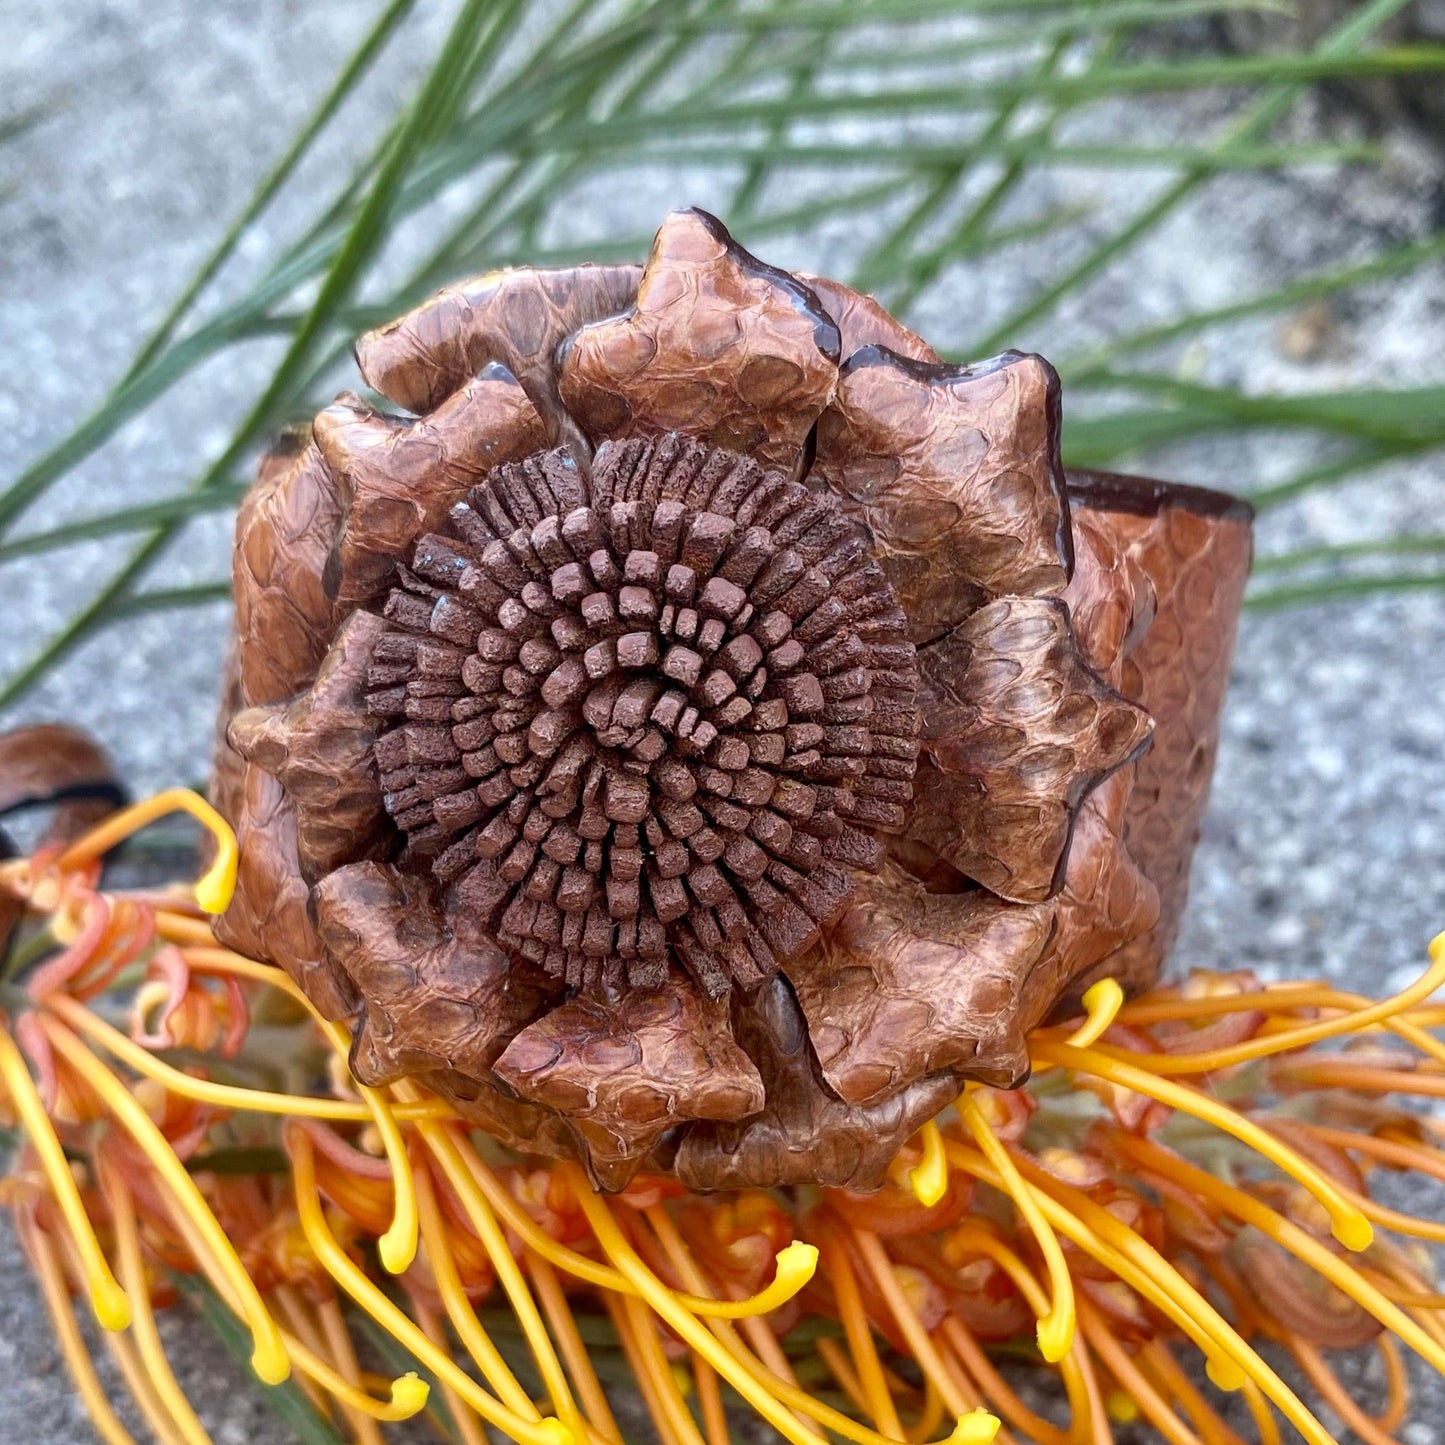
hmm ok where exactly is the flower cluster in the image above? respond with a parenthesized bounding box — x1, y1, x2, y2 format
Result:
(0, 793, 1441, 1445)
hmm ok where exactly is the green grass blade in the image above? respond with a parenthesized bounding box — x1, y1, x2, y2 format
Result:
(966, 0, 1419, 353)
(1246, 573, 1445, 608)
(0, 487, 250, 564)
(174, 1274, 349, 1445)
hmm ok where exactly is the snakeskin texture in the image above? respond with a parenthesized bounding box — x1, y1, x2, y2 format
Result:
(209, 211, 1252, 1192)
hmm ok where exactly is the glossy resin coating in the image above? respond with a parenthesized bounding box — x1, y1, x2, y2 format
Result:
(212, 209, 1252, 1192)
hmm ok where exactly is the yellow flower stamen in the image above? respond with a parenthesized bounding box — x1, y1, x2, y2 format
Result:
(0, 1027, 131, 1330)
(691, 1351, 731, 1445)
(1105, 1128, 1445, 1383)
(44, 993, 411, 1122)
(315, 1294, 387, 1445)
(570, 1163, 998, 1445)
(600, 1294, 691, 1445)
(944, 1138, 1340, 1445)
(49, 1220, 193, 1445)
(18, 1212, 140, 1445)
(270, 1286, 350, 1422)
(412, 1161, 546, 1421)
(1071, 978, 1125, 1048)
(181, 943, 426, 1269)
(909, 1119, 949, 1207)
(100, 1164, 212, 1445)
(41, 1019, 288, 1383)
(817, 1235, 906, 1438)
(938, 1317, 1071, 1445)
(1076, 1301, 1202, 1445)
(852, 1228, 995, 1425)
(638, 1205, 827, 1443)
(287, 1126, 572, 1445)
(55, 789, 237, 915)
(526, 1250, 624, 1445)
(959, 1093, 1075, 1363)
(622, 1292, 709, 1445)
(1288, 1336, 1403, 1445)
(1031, 1039, 1374, 1251)
(1092, 931, 1445, 1076)
(413, 1297, 492, 1445)
(401, 1108, 589, 1443)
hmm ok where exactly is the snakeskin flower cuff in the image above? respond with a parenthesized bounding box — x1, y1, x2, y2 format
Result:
(211, 208, 1252, 1193)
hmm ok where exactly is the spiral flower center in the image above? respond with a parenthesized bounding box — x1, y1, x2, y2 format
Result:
(366, 436, 919, 996)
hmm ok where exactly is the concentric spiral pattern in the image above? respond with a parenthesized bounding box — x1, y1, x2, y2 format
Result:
(366, 434, 920, 997)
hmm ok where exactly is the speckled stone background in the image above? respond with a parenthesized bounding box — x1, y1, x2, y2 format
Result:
(2, 2, 1443, 1441)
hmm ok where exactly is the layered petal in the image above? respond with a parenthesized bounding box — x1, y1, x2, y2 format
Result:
(212, 763, 357, 1020)
(796, 273, 939, 364)
(227, 611, 390, 883)
(494, 978, 765, 1191)
(313, 862, 554, 1085)
(232, 435, 343, 707)
(810, 346, 1070, 645)
(905, 597, 1153, 903)
(1028, 770, 1161, 1018)
(787, 863, 1055, 1102)
(559, 209, 840, 473)
(672, 976, 959, 1192)
(355, 262, 642, 453)
(315, 367, 547, 614)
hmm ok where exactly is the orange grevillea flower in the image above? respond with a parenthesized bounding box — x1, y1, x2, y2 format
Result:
(0, 794, 1441, 1445)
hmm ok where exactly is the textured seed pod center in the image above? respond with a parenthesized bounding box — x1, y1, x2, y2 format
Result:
(366, 435, 920, 998)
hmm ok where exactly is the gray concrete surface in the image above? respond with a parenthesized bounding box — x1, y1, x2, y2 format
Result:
(2, 1, 1444, 1441)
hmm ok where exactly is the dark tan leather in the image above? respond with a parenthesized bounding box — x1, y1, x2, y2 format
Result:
(210, 210, 1252, 1192)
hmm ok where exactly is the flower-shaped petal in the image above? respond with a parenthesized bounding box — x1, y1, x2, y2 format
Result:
(558, 209, 840, 472)
(228, 611, 390, 883)
(355, 263, 642, 450)
(1061, 504, 1156, 684)
(1029, 770, 1161, 1016)
(787, 864, 1054, 1103)
(796, 273, 940, 364)
(494, 979, 765, 1191)
(313, 861, 555, 1086)
(672, 975, 959, 1192)
(315, 367, 548, 613)
(811, 347, 1070, 645)
(232, 436, 344, 707)
(905, 596, 1153, 903)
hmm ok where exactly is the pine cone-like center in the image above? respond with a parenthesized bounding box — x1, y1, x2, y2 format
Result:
(366, 435, 919, 997)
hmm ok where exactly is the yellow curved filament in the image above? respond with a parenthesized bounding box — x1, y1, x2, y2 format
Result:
(56, 789, 237, 915)
(413, 1163, 545, 1420)
(41, 1020, 288, 1383)
(0, 1027, 131, 1330)
(1070, 978, 1125, 1048)
(959, 1094, 1074, 1363)
(908, 1120, 949, 1207)
(397, 1105, 588, 1443)
(102, 1169, 211, 1445)
(45, 994, 389, 1121)
(1031, 1039, 1374, 1251)
(178, 945, 426, 1268)
(944, 1138, 1337, 1445)
(683, 1241, 819, 1319)
(21, 1215, 141, 1445)
(287, 1127, 573, 1445)
(1106, 1129, 1445, 1382)
(567, 1165, 996, 1445)
(1093, 931, 1445, 1075)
